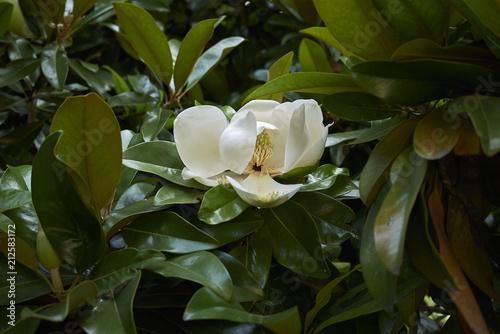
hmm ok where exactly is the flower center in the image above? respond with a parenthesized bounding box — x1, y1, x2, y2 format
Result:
(245, 129, 274, 174)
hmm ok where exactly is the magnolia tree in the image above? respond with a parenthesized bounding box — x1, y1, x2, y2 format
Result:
(0, 0, 499, 333)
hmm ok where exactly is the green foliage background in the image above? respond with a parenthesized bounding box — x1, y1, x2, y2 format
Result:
(1, 0, 500, 333)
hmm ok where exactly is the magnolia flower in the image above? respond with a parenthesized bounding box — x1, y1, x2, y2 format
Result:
(173, 99, 329, 207)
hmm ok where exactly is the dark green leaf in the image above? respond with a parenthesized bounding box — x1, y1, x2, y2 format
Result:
(154, 184, 202, 206)
(78, 271, 141, 334)
(122, 141, 206, 189)
(0, 260, 50, 306)
(359, 117, 420, 205)
(213, 251, 264, 302)
(243, 73, 363, 104)
(259, 51, 294, 102)
(31, 132, 105, 274)
(264, 201, 330, 278)
(0, 3, 13, 37)
(183, 287, 301, 334)
(174, 18, 220, 93)
(87, 248, 165, 294)
(72, 0, 98, 18)
(122, 211, 219, 253)
(229, 225, 272, 288)
(140, 107, 172, 141)
(198, 185, 250, 224)
(68, 59, 109, 97)
(360, 183, 397, 314)
(21, 281, 98, 322)
(0, 59, 40, 88)
(186, 36, 245, 92)
(323, 92, 400, 121)
(147, 251, 233, 301)
(113, 2, 173, 86)
(107, 92, 159, 107)
(374, 147, 427, 275)
(350, 59, 500, 105)
(299, 164, 350, 191)
(41, 45, 68, 91)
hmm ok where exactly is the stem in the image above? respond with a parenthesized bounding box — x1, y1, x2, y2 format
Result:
(49, 267, 65, 301)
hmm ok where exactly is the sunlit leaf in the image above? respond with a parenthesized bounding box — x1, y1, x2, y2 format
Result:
(198, 185, 250, 225)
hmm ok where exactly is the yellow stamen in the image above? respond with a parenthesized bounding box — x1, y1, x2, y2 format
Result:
(253, 129, 273, 166)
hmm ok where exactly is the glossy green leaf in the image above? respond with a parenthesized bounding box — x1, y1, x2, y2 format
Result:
(41, 45, 68, 91)
(406, 195, 456, 291)
(0, 3, 13, 37)
(107, 92, 159, 107)
(174, 18, 220, 93)
(113, 182, 155, 210)
(122, 211, 219, 253)
(213, 251, 264, 302)
(299, 38, 331, 73)
(323, 92, 400, 121)
(198, 185, 250, 225)
(242, 73, 363, 104)
(2, 204, 38, 249)
(299, 164, 350, 191)
(0, 189, 31, 213)
(350, 59, 500, 106)
(312, 0, 400, 59)
(113, 2, 173, 86)
(183, 287, 301, 334)
(87, 248, 165, 294)
(374, 147, 427, 275)
(72, 0, 98, 18)
(196, 211, 264, 246)
(413, 106, 459, 160)
(31, 131, 105, 274)
(292, 192, 356, 240)
(68, 59, 109, 96)
(351, 117, 406, 145)
(450, 95, 500, 156)
(122, 141, 205, 188)
(0, 59, 40, 88)
(147, 251, 233, 301)
(154, 184, 202, 206)
(463, 0, 500, 40)
(78, 271, 141, 334)
(186, 36, 245, 92)
(259, 51, 294, 102)
(391, 38, 498, 65)
(263, 201, 330, 278)
(372, 0, 448, 44)
(103, 197, 170, 240)
(360, 184, 397, 314)
(140, 107, 172, 141)
(21, 281, 98, 322)
(50, 93, 122, 217)
(359, 117, 420, 205)
(34, 0, 65, 23)
(229, 225, 272, 288)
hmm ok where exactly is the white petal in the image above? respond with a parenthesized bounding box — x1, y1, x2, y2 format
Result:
(284, 104, 312, 172)
(235, 100, 280, 123)
(227, 173, 301, 208)
(181, 168, 219, 187)
(219, 111, 257, 174)
(174, 106, 228, 178)
(294, 127, 328, 168)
